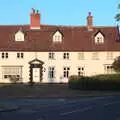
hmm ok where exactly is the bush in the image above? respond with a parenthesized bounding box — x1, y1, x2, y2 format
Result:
(9, 75, 20, 83)
(68, 74, 120, 91)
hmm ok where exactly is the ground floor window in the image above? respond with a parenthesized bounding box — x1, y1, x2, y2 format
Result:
(48, 67, 55, 78)
(63, 67, 70, 78)
(2, 66, 22, 81)
(78, 67, 85, 76)
(104, 64, 114, 74)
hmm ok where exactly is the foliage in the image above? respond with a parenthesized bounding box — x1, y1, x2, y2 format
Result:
(9, 75, 20, 83)
(68, 74, 120, 90)
(115, 4, 120, 22)
(112, 56, 120, 73)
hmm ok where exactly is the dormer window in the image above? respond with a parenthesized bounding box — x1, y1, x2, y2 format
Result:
(94, 31, 104, 44)
(53, 30, 63, 43)
(15, 29, 24, 41)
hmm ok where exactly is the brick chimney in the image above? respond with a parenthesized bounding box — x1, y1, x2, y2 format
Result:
(30, 8, 40, 29)
(87, 12, 93, 31)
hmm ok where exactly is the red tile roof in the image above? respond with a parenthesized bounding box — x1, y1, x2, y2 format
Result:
(0, 25, 119, 51)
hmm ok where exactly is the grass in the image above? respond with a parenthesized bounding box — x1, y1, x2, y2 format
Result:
(0, 83, 120, 98)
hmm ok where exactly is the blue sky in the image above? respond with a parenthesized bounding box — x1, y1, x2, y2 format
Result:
(0, 0, 119, 26)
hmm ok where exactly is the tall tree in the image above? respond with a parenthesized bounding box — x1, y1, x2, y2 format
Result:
(115, 4, 120, 22)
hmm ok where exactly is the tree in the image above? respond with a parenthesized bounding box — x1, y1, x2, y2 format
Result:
(112, 56, 120, 73)
(115, 4, 120, 22)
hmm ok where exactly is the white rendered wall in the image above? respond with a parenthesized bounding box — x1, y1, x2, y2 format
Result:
(0, 51, 119, 83)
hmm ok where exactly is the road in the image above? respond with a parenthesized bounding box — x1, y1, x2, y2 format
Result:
(1, 95, 120, 120)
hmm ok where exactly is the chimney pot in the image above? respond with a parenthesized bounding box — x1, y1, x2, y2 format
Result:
(31, 8, 35, 14)
(88, 12, 91, 16)
(30, 8, 41, 29)
(36, 10, 39, 14)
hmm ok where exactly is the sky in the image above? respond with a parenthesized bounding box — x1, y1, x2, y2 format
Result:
(0, 0, 119, 26)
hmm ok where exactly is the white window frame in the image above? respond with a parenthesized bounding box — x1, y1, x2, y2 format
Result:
(48, 67, 55, 79)
(95, 32, 104, 44)
(104, 64, 114, 74)
(15, 30, 24, 42)
(53, 31, 62, 42)
(63, 67, 70, 78)
(106, 52, 113, 60)
(48, 52, 55, 60)
(2, 66, 22, 80)
(1, 52, 8, 59)
(92, 52, 99, 60)
(78, 67, 85, 76)
(78, 52, 84, 60)
(63, 52, 69, 60)
(17, 53, 24, 59)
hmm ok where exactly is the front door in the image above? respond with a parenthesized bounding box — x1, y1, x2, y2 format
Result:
(32, 68, 40, 82)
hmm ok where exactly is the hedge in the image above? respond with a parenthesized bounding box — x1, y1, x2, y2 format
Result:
(68, 74, 120, 90)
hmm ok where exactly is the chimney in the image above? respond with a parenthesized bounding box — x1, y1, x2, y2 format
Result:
(30, 8, 41, 29)
(87, 12, 93, 31)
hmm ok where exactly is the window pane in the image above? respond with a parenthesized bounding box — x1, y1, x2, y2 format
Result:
(21, 53, 23, 58)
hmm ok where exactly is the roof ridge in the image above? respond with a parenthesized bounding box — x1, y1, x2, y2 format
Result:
(0, 24, 29, 27)
(94, 26, 117, 28)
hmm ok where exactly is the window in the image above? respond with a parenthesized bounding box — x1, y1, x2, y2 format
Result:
(15, 30, 24, 42)
(78, 67, 85, 76)
(53, 31, 62, 42)
(48, 67, 55, 78)
(92, 52, 99, 60)
(78, 52, 84, 60)
(48, 52, 55, 59)
(2, 53, 8, 59)
(94, 32, 104, 44)
(104, 65, 114, 74)
(55, 35, 60, 41)
(63, 67, 70, 78)
(63, 52, 69, 59)
(107, 52, 113, 60)
(17, 53, 24, 59)
(2, 66, 22, 80)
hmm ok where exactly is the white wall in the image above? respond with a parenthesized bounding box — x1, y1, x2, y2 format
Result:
(0, 51, 119, 83)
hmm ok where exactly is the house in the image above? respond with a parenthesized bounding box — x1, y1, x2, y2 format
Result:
(0, 8, 119, 83)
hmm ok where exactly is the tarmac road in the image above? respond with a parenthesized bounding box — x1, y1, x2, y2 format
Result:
(1, 95, 120, 120)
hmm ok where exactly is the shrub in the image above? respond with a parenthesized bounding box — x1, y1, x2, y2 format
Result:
(9, 75, 20, 83)
(68, 74, 120, 91)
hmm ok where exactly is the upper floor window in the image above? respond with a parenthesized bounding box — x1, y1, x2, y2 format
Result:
(53, 31, 63, 43)
(48, 52, 55, 60)
(63, 52, 69, 59)
(92, 52, 99, 60)
(2, 53, 8, 59)
(78, 52, 84, 60)
(94, 32, 104, 44)
(15, 29, 24, 42)
(106, 52, 113, 60)
(17, 53, 24, 59)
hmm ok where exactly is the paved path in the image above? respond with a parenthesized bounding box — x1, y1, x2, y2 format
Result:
(1, 95, 120, 120)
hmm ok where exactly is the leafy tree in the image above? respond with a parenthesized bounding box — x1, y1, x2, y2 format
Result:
(115, 4, 120, 22)
(112, 56, 120, 73)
